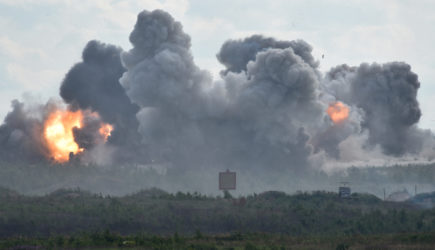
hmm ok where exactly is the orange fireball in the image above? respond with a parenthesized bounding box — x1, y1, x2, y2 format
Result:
(44, 110, 84, 163)
(327, 101, 349, 124)
(43, 108, 113, 163)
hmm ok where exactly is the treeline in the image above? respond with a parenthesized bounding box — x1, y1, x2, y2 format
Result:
(1, 160, 435, 197)
(1, 187, 435, 238)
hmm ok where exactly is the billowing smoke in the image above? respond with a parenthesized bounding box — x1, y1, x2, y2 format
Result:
(0, 100, 47, 163)
(323, 62, 423, 156)
(118, 10, 329, 173)
(72, 114, 109, 150)
(350, 62, 422, 155)
(119, 10, 216, 167)
(59, 40, 144, 162)
(217, 35, 319, 74)
(0, 8, 433, 176)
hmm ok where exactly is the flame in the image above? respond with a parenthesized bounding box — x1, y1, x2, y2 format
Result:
(99, 123, 113, 141)
(327, 101, 349, 124)
(43, 109, 113, 163)
(44, 110, 84, 163)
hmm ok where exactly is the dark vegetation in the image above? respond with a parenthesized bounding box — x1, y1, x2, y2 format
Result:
(1, 187, 435, 248)
(1, 187, 435, 237)
(1, 163, 435, 248)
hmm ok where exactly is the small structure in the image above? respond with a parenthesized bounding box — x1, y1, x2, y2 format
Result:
(219, 169, 236, 190)
(338, 182, 351, 198)
(386, 189, 411, 202)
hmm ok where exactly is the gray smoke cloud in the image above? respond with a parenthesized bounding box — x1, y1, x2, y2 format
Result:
(351, 62, 422, 155)
(0, 8, 433, 180)
(221, 47, 326, 169)
(217, 35, 319, 75)
(118, 10, 328, 173)
(323, 62, 424, 156)
(0, 100, 47, 163)
(119, 10, 216, 166)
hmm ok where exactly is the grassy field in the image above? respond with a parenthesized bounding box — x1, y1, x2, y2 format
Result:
(1, 231, 435, 249)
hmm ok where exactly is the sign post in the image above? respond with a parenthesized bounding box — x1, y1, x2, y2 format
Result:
(219, 169, 236, 198)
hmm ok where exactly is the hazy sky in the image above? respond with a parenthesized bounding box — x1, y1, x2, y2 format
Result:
(0, 0, 434, 129)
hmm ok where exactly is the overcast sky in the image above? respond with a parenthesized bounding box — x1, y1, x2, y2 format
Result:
(0, 0, 434, 129)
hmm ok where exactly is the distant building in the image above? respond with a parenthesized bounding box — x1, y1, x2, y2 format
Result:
(338, 182, 351, 198)
(387, 189, 411, 202)
(339, 186, 351, 198)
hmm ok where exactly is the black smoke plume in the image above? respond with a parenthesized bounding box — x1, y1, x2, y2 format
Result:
(60, 40, 144, 163)
(60, 40, 140, 145)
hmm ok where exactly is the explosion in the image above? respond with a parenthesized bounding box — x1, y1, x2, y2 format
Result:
(327, 101, 349, 124)
(43, 109, 113, 163)
(99, 124, 113, 141)
(44, 110, 84, 163)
